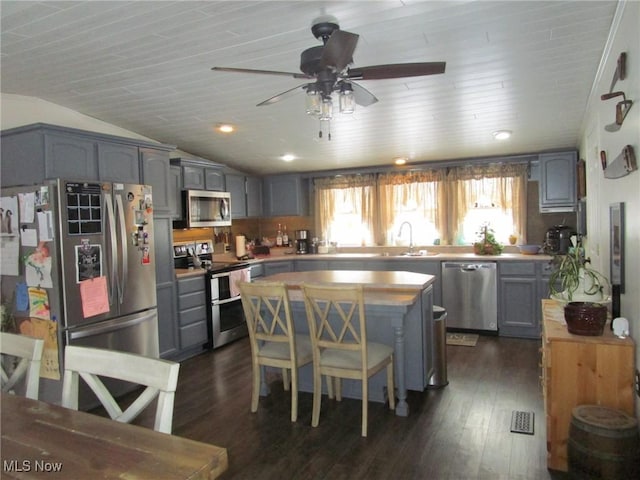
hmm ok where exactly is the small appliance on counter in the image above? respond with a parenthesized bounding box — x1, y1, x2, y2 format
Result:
(543, 225, 576, 254)
(295, 229, 310, 254)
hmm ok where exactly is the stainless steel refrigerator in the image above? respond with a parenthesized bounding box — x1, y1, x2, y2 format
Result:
(0, 179, 159, 405)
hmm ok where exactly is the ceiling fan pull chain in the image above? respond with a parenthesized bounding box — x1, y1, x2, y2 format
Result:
(327, 120, 331, 141)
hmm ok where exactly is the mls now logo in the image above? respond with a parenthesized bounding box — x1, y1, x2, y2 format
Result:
(3, 459, 63, 472)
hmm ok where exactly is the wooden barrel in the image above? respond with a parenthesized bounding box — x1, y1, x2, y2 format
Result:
(568, 405, 640, 479)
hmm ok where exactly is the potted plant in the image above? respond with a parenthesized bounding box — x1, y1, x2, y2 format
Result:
(473, 224, 504, 255)
(548, 238, 609, 302)
(548, 237, 610, 335)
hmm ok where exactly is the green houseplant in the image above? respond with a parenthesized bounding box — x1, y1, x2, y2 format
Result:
(473, 224, 504, 255)
(548, 239, 609, 302)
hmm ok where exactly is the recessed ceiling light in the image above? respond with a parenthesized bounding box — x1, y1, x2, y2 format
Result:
(393, 157, 407, 165)
(216, 124, 235, 133)
(281, 154, 295, 162)
(493, 130, 512, 140)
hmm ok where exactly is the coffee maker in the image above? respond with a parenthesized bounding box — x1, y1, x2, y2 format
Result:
(295, 230, 310, 254)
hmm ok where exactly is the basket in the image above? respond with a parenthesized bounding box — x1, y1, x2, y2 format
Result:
(564, 302, 607, 336)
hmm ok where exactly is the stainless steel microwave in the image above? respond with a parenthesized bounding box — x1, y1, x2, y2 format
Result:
(183, 190, 231, 227)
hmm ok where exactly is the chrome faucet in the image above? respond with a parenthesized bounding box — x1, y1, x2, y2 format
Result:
(398, 221, 414, 253)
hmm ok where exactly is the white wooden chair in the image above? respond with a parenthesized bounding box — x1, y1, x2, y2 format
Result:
(239, 281, 313, 422)
(61, 346, 180, 434)
(301, 284, 395, 437)
(1, 332, 44, 400)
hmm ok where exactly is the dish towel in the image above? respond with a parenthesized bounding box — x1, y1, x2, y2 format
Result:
(230, 269, 250, 298)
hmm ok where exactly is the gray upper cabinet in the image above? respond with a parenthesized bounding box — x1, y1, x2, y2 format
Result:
(97, 143, 140, 183)
(226, 174, 247, 219)
(226, 174, 263, 218)
(246, 176, 263, 217)
(263, 174, 309, 216)
(168, 165, 182, 219)
(45, 133, 98, 180)
(538, 151, 577, 212)
(140, 148, 171, 214)
(1, 124, 173, 187)
(172, 157, 225, 191)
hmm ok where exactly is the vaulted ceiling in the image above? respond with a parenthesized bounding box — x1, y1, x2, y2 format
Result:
(1, 1, 618, 175)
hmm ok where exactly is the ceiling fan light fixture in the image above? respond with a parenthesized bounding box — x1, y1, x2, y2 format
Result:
(493, 130, 512, 140)
(339, 83, 355, 114)
(305, 85, 321, 115)
(393, 157, 407, 165)
(319, 97, 333, 120)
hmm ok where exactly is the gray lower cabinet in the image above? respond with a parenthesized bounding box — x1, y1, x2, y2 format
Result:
(249, 263, 264, 279)
(176, 275, 209, 357)
(264, 261, 293, 276)
(295, 259, 329, 271)
(498, 261, 540, 338)
(153, 217, 179, 359)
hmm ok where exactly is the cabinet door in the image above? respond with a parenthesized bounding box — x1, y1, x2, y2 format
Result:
(226, 174, 247, 218)
(499, 277, 539, 338)
(157, 282, 178, 359)
(98, 143, 140, 183)
(205, 168, 225, 191)
(140, 148, 171, 214)
(264, 174, 308, 216)
(264, 261, 293, 276)
(295, 260, 329, 271)
(169, 166, 182, 219)
(45, 133, 98, 180)
(539, 152, 577, 212)
(182, 166, 205, 189)
(246, 176, 263, 217)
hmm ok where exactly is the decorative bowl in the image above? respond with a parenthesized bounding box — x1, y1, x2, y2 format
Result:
(518, 245, 541, 255)
(564, 301, 607, 336)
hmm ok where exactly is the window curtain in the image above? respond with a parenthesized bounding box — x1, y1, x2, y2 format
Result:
(378, 170, 446, 246)
(314, 174, 377, 245)
(446, 163, 528, 244)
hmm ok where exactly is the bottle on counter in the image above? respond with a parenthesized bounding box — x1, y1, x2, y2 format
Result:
(276, 224, 283, 247)
(282, 225, 289, 247)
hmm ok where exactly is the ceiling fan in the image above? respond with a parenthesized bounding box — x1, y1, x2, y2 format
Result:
(212, 16, 446, 112)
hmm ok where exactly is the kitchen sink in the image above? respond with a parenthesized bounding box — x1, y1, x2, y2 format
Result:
(394, 251, 440, 257)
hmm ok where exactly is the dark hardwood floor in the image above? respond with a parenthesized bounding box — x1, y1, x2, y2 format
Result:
(122, 335, 571, 479)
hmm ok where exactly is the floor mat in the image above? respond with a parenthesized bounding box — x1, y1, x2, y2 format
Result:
(446, 333, 479, 347)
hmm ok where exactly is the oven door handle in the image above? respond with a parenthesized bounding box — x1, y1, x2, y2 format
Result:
(213, 297, 241, 306)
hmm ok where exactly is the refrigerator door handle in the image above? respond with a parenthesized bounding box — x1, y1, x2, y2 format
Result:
(115, 193, 128, 305)
(103, 192, 117, 305)
(67, 310, 157, 340)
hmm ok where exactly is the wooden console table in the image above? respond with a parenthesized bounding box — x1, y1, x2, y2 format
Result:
(541, 299, 635, 472)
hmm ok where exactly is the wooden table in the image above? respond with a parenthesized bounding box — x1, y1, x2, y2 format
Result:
(257, 270, 436, 416)
(1, 393, 228, 479)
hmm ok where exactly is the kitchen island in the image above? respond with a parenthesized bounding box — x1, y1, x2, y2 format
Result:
(255, 270, 436, 416)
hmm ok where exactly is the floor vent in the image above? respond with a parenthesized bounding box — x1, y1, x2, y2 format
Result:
(510, 410, 535, 435)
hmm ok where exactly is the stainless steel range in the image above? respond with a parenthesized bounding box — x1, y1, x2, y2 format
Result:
(206, 262, 251, 349)
(173, 240, 250, 349)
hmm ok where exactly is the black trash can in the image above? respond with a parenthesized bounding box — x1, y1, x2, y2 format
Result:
(428, 305, 448, 388)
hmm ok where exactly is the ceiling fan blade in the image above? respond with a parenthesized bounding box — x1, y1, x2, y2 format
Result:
(212, 66, 312, 80)
(319, 30, 359, 72)
(347, 62, 446, 80)
(256, 83, 309, 107)
(351, 82, 378, 107)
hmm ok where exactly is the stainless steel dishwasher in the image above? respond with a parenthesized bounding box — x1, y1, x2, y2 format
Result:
(442, 262, 498, 331)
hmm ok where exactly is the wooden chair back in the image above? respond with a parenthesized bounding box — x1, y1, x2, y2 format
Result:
(1, 332, 44, 400)
(61, 346, 180, 434)
(302, 284, 368, 365)
(239, 281, 297, 355)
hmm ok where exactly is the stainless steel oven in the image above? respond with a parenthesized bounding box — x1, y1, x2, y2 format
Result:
(207, 263, 251, 348)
